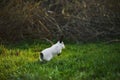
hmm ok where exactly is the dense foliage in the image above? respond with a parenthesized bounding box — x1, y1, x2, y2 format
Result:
(0, 0, 120, 42)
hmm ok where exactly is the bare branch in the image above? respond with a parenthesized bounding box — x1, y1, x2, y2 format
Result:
(105, 39, 120, 44)
(43, 38, 54, 45)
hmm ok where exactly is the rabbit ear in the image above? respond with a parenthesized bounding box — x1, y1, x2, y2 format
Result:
(59, 35, 64, 43)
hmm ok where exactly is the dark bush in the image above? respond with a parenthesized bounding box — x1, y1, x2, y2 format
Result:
(0, 0, 120, 42)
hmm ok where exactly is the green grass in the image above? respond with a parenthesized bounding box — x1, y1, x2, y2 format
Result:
(0, 41, 120, 80)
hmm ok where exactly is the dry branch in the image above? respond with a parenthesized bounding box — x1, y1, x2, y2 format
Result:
(105, 39, 120, 44)
(43, 38, 54, 45)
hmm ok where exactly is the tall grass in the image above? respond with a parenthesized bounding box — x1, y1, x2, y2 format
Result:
(0, 41, 120, 80)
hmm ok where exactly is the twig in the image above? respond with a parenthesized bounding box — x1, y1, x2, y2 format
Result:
(43, 38, 54, 45)
(105, 39, 120, 44)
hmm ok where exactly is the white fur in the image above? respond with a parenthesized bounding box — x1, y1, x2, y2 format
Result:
(40, 41, 65, 61)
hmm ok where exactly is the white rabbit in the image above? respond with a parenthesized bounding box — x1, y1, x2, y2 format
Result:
(39, 35, 65, 61)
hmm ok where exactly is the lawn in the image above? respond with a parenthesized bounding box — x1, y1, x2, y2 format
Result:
(0, 41, 120, 80)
